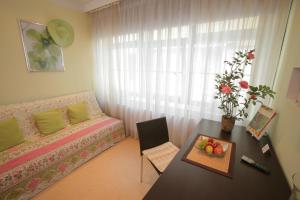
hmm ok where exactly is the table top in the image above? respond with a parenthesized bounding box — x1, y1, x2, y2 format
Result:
(143, 119, 290, 200)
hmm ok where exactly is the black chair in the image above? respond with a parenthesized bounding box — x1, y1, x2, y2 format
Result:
(136, 117, 179, 182)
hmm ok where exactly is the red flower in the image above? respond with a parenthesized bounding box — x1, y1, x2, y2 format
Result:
(221, 85, 232, 94)
(219, 84, 225, 91)
(48, 156, 54, 162)
(58, 164, 67, 173)
(239, 81, 249, 89)
(247, 52, 255, 60)
(27, 178, 40, 191)
(250, 95, 257, 100)
(80, 151, 89, 158)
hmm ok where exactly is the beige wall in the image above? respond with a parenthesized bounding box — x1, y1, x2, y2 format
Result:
(0, 0, 93, 105)
(271, 0, 300, 186)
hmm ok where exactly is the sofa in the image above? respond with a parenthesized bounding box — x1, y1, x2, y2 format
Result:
(0, 91, 125, 200)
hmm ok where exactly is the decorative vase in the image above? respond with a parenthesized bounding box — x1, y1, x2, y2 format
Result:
(221, 116, 236, 133)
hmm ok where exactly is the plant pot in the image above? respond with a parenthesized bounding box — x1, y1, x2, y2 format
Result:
(221, 116, 236, 133)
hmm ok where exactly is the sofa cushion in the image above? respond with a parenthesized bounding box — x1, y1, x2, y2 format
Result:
(0, 118, 24, 152)
(67, 102, 90, 124)
(0, 91, 103, 137)
(33, 109, 66, 135)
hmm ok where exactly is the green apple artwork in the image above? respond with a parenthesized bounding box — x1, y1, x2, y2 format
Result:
(19, 20, 64, 72)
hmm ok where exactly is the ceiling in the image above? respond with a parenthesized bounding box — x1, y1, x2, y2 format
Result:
(49, 0, 117, 12)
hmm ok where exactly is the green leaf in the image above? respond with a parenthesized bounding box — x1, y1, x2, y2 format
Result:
(250, 86, 258, 92)
(41, 29, 51, 40)
(48, 44, 60, 57)
(26, 29, 42, 42)
(32, 43, 44, 53)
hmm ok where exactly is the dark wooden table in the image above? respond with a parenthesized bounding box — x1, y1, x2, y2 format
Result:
(144, 119, 290, 200)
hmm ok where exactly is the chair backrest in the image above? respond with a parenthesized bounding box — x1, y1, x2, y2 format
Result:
(136, 117, 169, 155)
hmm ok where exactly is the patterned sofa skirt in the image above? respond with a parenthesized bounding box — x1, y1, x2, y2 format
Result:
(0, 116, 125, 200)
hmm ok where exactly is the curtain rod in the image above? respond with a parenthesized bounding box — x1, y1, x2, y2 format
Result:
(86, 1, 120, 14)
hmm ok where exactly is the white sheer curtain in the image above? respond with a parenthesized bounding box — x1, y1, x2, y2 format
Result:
(92, 0, 291, 146)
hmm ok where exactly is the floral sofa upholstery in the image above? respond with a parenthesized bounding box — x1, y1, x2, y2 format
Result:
(0, 91, 125, 200)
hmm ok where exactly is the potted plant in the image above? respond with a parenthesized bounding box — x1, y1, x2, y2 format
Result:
(214, 50, 275, 132)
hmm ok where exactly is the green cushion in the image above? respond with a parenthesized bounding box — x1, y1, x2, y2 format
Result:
(67, 102, 90, 124)
(0, 118, 24, 152)
(33, 109, 65, 135)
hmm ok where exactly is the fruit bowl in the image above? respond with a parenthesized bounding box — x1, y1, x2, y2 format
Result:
(195, 136, 228, 158)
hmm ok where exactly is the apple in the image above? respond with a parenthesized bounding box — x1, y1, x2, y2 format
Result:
(213, 145, 224, 155)
(214, 142, 221, 146)
(212, 143, 218, 148)
(205, 145, 214, 154)
(206, 142, 213, 147)
(199, 139, 208, 150)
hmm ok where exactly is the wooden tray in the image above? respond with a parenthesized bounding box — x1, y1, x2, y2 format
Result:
(182, 134, 235, 178)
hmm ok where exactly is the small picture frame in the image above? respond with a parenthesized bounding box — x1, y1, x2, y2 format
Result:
(246, 105, 276, 140)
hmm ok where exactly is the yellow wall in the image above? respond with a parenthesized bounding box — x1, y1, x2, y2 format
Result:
(271, 0, 300, 186)
(0, 0, 93, 105)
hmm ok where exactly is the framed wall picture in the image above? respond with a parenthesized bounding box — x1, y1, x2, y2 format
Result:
(246, 105, 276, 140)
(19, 19, 65, 72)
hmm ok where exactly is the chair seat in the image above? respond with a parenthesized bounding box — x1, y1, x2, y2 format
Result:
(142, 142, 179, 172)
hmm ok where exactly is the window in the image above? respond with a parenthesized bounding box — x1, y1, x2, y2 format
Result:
(108, 16, 259, 118)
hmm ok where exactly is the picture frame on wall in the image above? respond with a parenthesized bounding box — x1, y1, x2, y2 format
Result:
(19, 19, 65, 72)
(246, 105, 276, 140)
